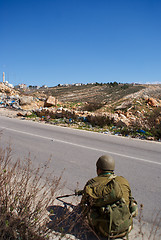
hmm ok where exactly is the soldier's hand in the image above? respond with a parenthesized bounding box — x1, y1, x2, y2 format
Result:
(75, 190, 83, 196)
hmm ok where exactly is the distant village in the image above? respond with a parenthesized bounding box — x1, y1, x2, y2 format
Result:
(1, 72, 137, 91)
(14, 82, 92, 90)
(1, 72, 49, 90)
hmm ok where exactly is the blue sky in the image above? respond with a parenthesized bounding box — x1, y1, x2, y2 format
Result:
(1, 0, 161, 86)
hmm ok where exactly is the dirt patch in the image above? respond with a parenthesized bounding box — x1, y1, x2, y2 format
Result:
(0, 108, 19, 118)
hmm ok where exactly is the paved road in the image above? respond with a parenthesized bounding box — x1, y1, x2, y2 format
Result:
(0, 115, 161, 226)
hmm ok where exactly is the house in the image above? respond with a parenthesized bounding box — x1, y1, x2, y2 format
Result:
(41, 85, 48, 89)
(14, 84, 27, 89)
(28, 85, 40, 89)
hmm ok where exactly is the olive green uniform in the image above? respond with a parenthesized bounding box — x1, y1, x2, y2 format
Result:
(81, 173, 131, 207)
(80, 172, 134, 238)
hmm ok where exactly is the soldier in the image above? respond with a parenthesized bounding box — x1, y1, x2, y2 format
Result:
(80, 155, 138, 239)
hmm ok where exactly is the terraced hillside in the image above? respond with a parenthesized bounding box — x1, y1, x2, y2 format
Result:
(33, 83, 146, 103)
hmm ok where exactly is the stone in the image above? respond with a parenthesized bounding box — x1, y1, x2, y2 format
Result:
(25, 111, 33, 116)
(147, 98, 158, 107)
(125, 111, 133, 118)
(17, 112, 24, 116)
(115, 101, 132, 110)
(44, 96, 57, 107)
(155, 116, 161, 124)
(19, 96, 33, 105)
(20, 102, 38, 110)
(112, 113, 119, 122)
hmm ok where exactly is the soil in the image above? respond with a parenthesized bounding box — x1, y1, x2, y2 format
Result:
(0, 108, 18, 118)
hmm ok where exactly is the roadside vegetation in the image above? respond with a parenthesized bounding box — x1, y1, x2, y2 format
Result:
(26, 105, 161, 141)
(0, 138, 63, 240)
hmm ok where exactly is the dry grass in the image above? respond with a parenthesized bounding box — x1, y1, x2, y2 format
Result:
(0, 140, 63, 240)
(134, 204, 161, 240)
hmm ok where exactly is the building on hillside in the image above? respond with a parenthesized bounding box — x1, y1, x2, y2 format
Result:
(74, 83, 82, 86)
(28, 85, 40, 89)
(41, 85, 48, 89)
(14, 84, 27, 89)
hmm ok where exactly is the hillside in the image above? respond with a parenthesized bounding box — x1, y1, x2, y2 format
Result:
(32, 83, 146, 103)
(0, 82, 161, 141)
(31, 83, 161, 104)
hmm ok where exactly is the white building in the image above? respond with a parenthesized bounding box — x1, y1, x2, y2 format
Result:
(14, 84, 27, 89)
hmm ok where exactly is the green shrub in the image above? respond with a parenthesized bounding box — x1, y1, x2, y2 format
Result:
(26, 113, 38, 118)
(121, 84, 129, 90)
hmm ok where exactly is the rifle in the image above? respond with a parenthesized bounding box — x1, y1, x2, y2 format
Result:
(56, 190, 83, 200)
(56, 190, 83, 210)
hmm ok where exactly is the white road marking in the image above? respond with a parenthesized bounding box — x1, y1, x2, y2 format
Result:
(2, 126, 161, 166)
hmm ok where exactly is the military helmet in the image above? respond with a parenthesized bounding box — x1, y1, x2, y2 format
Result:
(96, 155, 115, 171)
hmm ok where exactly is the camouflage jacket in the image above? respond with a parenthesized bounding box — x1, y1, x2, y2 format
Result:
(80, 173, 132, 208)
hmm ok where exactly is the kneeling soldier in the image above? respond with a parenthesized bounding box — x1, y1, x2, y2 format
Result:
(80, 155, 138, 239)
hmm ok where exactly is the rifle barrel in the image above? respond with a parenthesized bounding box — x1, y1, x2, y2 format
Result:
(56, 194, 75, 199)
(56, 190, 83, 200)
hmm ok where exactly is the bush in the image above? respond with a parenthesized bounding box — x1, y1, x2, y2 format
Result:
(121, 84, 129, 90)
(0, 142, 63, 240)
(147, 107, 161, 128)
(26, 113, 38, 118)
(150, 123, 161, 140)
(86, 115, 114, 128)
(147, 107, 161, 140)
(82, 102, 105, 112)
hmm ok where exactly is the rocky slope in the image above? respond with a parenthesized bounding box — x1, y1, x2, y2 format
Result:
(0, 82, 161, 140)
